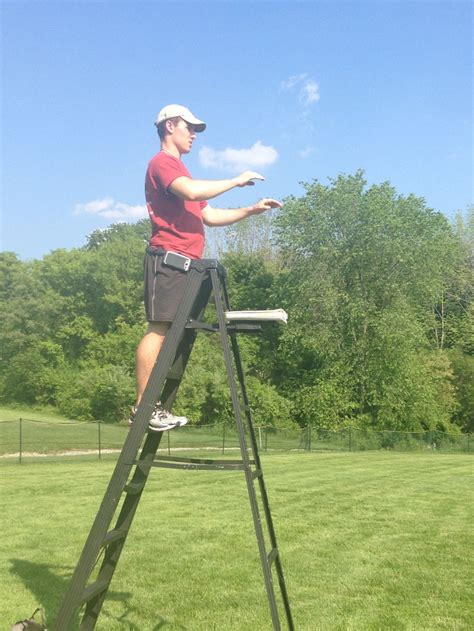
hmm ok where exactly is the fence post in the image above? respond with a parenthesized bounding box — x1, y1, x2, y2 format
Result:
(167, 430, 171, 456)
(264, 427, 268, 452)
(222, 423, 226, 455)
(468, 433, 471, 454)
(349, 426, 352, 452)
(307, 426, 312, 452)
(98, 420, 102, 460)
(19, 418, 23, 464)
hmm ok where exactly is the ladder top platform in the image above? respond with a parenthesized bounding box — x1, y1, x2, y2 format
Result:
(225, 309, 288, 325)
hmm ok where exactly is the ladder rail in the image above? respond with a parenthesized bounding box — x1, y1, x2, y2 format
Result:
(79, 267, 212, 629)
(219, 271, 295, 630)
(54, 266, 212, 630)
(221, 275, 294, 630)
(53, 418, 162, 629)
(80, 432, 162, 628)
(229, 329, 295, 630)
(211, 269, 285, 631)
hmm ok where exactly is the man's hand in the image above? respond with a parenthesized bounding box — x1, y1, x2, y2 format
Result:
(202, 198, 283, 226)
(249, 198, 283, 215)
(233, 171, 266, 187)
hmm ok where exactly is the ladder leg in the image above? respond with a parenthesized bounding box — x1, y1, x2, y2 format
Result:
(220, 273, 294, 630)
(229, 328, 295, 630)
(80, 432, 162, 629)
(54, 424, 164, 629)
(211, 268, 293, 631)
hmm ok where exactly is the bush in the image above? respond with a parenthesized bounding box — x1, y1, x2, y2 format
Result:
(1, 342, 64, 405)
(245, 377, 294, 429)
(57, 364, 134, 422)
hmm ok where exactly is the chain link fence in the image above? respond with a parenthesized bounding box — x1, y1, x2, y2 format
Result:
(0, 418, 471, 462)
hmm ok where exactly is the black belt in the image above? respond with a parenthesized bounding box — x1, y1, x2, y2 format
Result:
(146, 247, 223, 275)
(146, 246, 166, 256)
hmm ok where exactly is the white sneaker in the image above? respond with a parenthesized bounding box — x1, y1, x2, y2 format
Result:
(148, 403, 188, 432)
(128, 403, 188, 432)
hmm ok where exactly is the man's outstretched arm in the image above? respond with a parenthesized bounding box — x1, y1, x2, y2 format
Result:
(168, 171, 265, 202)
(201, 198, 282, 227)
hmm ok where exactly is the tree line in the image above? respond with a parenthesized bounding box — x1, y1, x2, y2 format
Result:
(1, 171, 472, 432)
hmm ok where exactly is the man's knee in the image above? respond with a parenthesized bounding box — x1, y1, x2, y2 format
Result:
(145, 321, 170, 337)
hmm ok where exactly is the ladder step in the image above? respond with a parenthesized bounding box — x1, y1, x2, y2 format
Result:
(102, 528, 127, 547)
(226, 323, 262, 333)
(80, 579, 109, 605)
(185, 320, 262, 333)
(133, 456, 256, 473)
(124, 480, 146, 495)
(147, 460, 246, 472)
(267, 548, 279, 566)
(251, 468, 262, 480)
(154, 455, 252, 466)
(165, 371, 183, 381)
(186, 320, 217, 332)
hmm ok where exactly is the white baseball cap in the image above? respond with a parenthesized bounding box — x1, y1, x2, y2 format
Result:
(155, 104, 206, 132)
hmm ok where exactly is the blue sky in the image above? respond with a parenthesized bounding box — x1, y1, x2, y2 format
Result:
(1, 0, 472, 260)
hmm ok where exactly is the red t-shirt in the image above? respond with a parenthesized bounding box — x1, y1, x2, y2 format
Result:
(145, 151, 207, 259)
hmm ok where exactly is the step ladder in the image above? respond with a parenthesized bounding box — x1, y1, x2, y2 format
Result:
(53, 258, 294, 631)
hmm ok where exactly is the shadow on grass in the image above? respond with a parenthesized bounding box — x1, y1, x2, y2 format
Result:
(10, 558, 184, 630)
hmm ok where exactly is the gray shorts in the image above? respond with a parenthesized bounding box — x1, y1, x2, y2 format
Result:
(144, 248, 190, 322)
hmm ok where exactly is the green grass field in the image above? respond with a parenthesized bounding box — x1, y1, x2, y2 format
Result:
(1, 452, 472, 630)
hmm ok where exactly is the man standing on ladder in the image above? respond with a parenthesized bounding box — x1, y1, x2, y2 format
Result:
(130, 104, 282, 432)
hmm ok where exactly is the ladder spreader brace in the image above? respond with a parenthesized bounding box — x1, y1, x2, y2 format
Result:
(53, 259, 294, 631)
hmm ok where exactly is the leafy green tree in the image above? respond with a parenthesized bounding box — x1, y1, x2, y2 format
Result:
(56, 363, 134, 422)
(273, 171, 461, 430)
(0, 253, 69, 403)
(244, 377, 294, 428)
(449, 207, 474, 352)
(1, 180, 470, 432)
(205, 210, 277, 260)
(2, 340, 65, 405)
(449, 350, 474, 432)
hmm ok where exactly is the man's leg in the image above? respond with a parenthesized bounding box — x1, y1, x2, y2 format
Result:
(135, 321, 169, 406)
(132, 321, 189, 431)
(135, 257, 190, 430)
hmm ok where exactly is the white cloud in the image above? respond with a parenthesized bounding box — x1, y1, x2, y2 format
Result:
(301, 80, 320, 105)
(280, 73, 308, 91)
(281, 73, 320, 106)
(299, 146, 316, 159)
(199, 141, 279, 173)
(74, 197, 147, 221)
